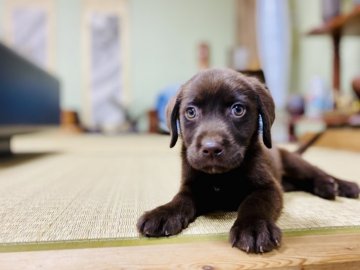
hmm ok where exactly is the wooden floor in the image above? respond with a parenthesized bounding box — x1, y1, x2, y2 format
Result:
(1, 233, 360, 270)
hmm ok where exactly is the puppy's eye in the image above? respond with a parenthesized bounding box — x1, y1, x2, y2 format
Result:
(185, 106, 197, 120)
(231, 103, 246, 117)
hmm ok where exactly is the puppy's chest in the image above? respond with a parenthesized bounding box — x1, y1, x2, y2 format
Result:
(194, 175, 252, 211)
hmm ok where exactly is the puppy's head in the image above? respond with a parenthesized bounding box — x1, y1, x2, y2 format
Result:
(167, 68, 275, 174)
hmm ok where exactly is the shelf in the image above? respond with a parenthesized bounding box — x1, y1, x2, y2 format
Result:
(307, 6, 360, 36)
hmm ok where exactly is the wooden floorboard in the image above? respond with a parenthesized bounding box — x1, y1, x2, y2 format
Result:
(1, 233, 360, 270)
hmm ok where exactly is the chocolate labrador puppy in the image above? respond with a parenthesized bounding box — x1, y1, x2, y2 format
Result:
(137, 68, 359, 253)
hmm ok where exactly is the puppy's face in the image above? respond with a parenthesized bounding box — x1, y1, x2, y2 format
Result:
(167, 69, 275, 174)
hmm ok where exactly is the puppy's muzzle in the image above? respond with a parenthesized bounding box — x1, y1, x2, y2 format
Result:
(201, 138, 224, 158)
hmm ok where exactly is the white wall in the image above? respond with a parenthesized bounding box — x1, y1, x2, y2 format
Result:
(55, 0, 82, 111)
(0, 0, 236, 125)
(130, 0, 236, 119)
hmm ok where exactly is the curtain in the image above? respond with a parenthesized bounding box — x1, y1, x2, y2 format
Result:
(256, 0, 291, 110)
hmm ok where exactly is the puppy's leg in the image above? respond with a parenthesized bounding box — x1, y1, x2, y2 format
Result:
(137, 188, 196, 237)
(280, 149, 359, 199)
(230, 185, 283, 253)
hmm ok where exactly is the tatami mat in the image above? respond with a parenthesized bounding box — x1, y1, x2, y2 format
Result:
(0, 131, 359, 251)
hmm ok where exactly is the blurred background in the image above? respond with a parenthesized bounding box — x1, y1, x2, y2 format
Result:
(1, 0, 360, 150)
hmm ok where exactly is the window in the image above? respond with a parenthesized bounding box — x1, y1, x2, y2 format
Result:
(3, 0, 55, 70)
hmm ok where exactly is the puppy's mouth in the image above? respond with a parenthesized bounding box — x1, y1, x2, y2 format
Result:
(202, 165, 229, 174)
(187, 154, 243, 174)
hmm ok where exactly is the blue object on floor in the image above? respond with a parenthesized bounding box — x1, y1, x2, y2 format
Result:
(155, 84, 180, 133)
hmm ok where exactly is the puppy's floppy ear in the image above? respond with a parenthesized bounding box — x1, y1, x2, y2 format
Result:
(251, 79, 275, 148)
(166, 92, 182, 148)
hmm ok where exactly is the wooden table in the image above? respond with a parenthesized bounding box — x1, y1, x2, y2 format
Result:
(300, 127, 360, 152)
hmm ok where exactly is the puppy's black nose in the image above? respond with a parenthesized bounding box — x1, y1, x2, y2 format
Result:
(201, 139, 223, 157)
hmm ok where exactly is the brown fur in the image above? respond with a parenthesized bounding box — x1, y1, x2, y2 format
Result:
(137, 68, 359, 253)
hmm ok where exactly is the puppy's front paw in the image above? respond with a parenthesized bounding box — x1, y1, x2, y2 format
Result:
(230, 219, 282, 253)
(137, 206, 191, 237)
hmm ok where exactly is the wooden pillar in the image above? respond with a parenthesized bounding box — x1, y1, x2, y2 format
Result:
(332, 31, 341, 93)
